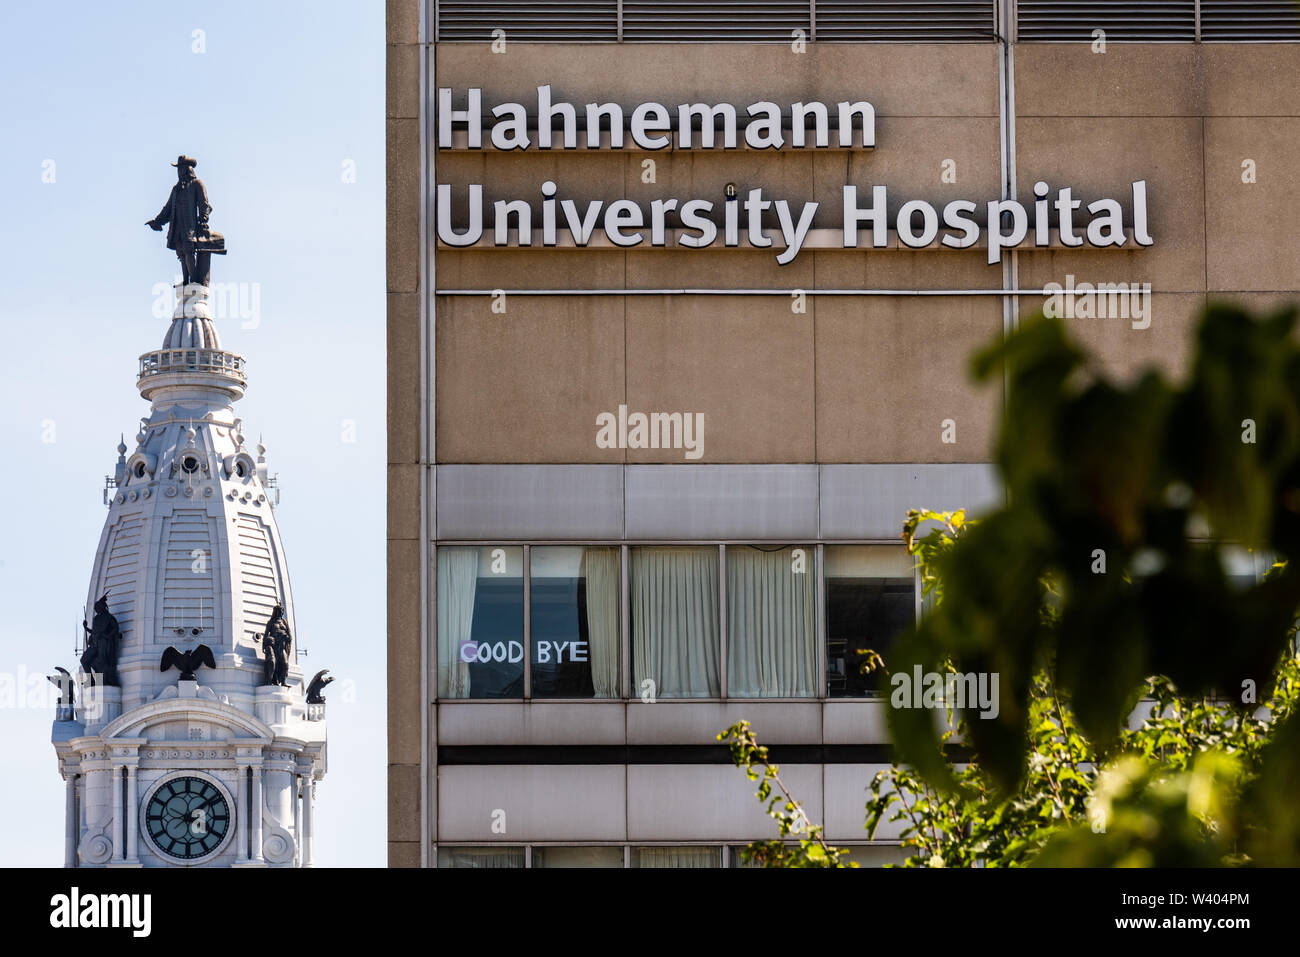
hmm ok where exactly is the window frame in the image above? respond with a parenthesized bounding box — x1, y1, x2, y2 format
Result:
(435, 539, 917, 703)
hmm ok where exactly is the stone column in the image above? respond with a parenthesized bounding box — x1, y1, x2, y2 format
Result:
(300, 776, 314, 868)
(125, 766, 139, 862)
(236, 766, 249, 863)
(250, 763, 265, 863)
(293, 776, 302, 867)
(110, 765, 123, 862)
(64, 773, 77, 869)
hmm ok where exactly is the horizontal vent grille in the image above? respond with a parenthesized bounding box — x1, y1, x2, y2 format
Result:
(436, 0, 995, 41)
(1201, 1, 1300, 41)
(1017, 2, 1197, 42)
(436, 2, 619, 42)
(622, 2, 810, 41)
(435, 1, 1300, 43)
(815, 1, 996, 41)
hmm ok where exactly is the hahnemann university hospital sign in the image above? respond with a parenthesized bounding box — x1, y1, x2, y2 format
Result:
(386, 0, 1300, 869)
(435, 86, 1155, 265)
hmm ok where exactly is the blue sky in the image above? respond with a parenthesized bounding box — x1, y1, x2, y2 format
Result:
(0, 1, 386, 866)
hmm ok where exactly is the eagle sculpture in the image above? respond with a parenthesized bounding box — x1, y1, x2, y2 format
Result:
(48, 666, 75, 707)
(306, 669, 334, 704)
(160, 644, 216, 681)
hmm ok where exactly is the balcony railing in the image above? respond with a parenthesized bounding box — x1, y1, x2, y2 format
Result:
(138, 348, 246, 385)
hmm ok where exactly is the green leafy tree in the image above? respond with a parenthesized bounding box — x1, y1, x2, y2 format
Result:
(724, 304, 1300, 867)
(865, 508, 1300, 867)
(717, 721, 856, 867)
(892, 305, 1300, 795)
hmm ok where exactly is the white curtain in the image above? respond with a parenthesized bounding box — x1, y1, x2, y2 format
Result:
(636, 846, 720, 868)
(631, 548, 720, 698)
(437, 547, 479, 698)
(532, 845, 624, 868)
(439, 846, 525, 868)
(727, 546, 816, 697)
(581, 548, 621, 698)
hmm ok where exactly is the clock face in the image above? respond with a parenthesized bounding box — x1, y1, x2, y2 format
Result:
(144, 776, 231, 862)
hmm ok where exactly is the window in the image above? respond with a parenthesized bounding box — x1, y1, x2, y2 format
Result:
(727, 545, 817, 697)
(842, 844, 909, 867)
(825, 546, 916, 696)
(530, 546, 621, 698)
(630, 846, 721, 868)
(730, 842, 904, 866)
(437, 546, 524, 698)
(438, 846, 525, 868)
(532, 845, 624, 868)
(435, 541, 922, 699)
(630, 547, 720, 698)
(437, 844, 745, 866)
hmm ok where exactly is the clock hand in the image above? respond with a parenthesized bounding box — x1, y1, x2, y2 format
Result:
(197, 794, 224, 814)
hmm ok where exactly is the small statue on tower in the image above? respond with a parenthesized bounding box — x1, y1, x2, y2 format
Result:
(80, 593, 121, 687)
(258, 604, 292, 687)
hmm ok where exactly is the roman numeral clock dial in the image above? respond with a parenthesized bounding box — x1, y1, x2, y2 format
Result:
(143, 776, 231, 862)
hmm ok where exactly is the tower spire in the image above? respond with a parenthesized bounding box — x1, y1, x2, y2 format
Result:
(54, 155, 325, 869)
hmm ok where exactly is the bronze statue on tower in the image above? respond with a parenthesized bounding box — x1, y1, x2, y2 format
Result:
(146, 155, 227, 287)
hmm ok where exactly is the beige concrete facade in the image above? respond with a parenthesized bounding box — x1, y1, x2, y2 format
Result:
(388, 0, 1300, 865)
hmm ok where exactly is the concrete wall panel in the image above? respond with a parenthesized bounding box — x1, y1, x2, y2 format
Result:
(437, 464, 624, 539)
(815, 295, 1003, 463)
(627, 763, 823, 841)
(625, 464, 819, 538)
(824, 763, 901, 841)
(625, 295, 816, 462)
(625, 701, 821, 745)
(439, 702, 628, 746)
(819, 464, 1002, 539)
(435, 295, 626, 462)
(1015, 45, 1204, 118)
(1204, 118, 1300, 293)
(439, 765, 627, 841)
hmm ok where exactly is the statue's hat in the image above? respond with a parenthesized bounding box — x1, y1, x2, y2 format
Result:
(170, 155, 198, 168)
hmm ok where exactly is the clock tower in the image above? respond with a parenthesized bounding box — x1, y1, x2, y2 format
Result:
(51, 166, 327, 867)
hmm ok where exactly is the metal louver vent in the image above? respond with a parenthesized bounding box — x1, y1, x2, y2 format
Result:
(1017, 1, 1197, 42)
(1201, 1, 1300, 41)
(815, 1, 996, 41)
(436, 1, 619, 42)
(435, 1, 999, 42)
(621, 2, 810, 42)
(434, 1, 1300, 44)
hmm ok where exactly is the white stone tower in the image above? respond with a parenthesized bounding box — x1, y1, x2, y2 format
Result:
(51, 283, 326, 868)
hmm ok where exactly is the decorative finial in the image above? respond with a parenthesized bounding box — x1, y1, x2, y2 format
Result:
(114, 436, 128, 486)
(116, 434, 128, 457)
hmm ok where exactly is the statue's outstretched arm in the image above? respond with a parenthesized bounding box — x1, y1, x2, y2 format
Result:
(149, 193, 172, 227)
